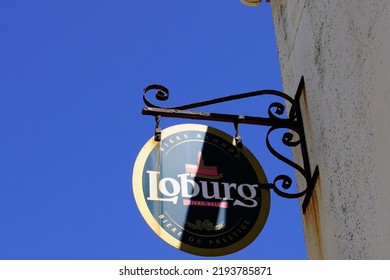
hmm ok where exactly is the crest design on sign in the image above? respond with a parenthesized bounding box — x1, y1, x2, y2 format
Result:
(132, 124, 270, 256)
(185, 151, 222, 179)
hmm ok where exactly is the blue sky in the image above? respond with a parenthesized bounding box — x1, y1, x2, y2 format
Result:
(0, 1, 306, 259)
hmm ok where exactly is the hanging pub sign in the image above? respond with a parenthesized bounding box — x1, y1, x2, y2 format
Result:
(132, 124, 270, 256)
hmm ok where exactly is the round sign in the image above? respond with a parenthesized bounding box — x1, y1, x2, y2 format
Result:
(132, 124, 270, 256)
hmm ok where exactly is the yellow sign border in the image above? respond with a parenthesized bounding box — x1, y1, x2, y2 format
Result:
(132, 123, 270, 256)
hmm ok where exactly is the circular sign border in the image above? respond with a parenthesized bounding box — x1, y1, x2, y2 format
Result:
(132, 123, 270, 256)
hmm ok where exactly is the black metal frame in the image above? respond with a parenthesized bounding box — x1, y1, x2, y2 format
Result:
(141, 77, 319, 213)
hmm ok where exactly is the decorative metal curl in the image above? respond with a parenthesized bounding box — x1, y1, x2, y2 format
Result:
(140, 77, 319, 213)
(268, 102, 291, 120)
(143, 84, 170, 107)
(265, 126, 307, 199)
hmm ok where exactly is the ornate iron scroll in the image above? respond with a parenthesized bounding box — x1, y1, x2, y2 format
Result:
(140, 77, 319, 213)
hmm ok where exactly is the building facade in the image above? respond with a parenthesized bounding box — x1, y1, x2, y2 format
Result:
(267, 1, 390, 259)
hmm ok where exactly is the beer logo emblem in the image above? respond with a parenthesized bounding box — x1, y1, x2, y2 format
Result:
(132, 124, 270, 256)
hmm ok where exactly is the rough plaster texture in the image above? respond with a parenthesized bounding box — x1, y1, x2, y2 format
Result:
(271, 0, 390, 259)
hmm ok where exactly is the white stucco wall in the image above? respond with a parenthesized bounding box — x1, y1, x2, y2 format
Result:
(271, 0, 390, 259)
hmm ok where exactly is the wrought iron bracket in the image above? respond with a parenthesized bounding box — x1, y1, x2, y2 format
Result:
(141, 77, 319, 213)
